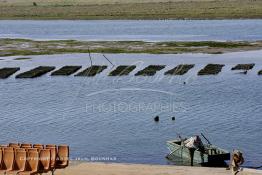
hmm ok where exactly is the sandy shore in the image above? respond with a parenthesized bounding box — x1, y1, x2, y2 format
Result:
(55, 162, 262, 175)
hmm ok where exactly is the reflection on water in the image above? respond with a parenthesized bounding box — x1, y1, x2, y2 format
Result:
(0, 52, 262, 168)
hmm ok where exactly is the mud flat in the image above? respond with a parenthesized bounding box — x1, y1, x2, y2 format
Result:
(0, 67, 20, 79)
(165, 64, 194, 75)
(109, 65, 136, 76)
(198, 64, 225, 75)
(1, 39, 262, 56)
(135, 65, 165, 76)
(16, 66, 56, 78)
(51, 66, 82, 76)
(75, 65, 107, 77)
(14, 57, 32, 60)
(231, 64, 255, 70)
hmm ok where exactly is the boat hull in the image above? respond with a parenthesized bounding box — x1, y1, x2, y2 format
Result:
(166, 140, 230, 165)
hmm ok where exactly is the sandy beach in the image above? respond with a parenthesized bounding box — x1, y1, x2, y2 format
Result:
(55, 162, 262, 175)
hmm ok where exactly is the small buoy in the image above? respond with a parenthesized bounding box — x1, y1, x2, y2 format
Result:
(154, 116, 159, 122)
(172, 117, 176, 121)
(183, 82, 186, 85)
(238, 70, 248, 74)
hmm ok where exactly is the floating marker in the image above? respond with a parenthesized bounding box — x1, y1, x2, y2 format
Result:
(154, 116, 159, 122)
(238, 70, 248, 75)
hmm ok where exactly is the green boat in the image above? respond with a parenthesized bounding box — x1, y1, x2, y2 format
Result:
(166, 138, 230, 165)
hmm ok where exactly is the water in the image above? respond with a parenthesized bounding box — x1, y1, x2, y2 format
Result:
(0, 20, 262, 41)
(0, 51, 262, 168)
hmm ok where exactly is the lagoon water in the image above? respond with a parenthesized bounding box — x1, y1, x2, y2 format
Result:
(0, 51, 262, 168)
(0, 20, 262, 41)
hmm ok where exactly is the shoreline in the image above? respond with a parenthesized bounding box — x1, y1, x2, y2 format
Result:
(1, 19, 262, 21)
(1, 39, 262, 57)
(55, 162, 262, 175)
(1, 18, 262, 21)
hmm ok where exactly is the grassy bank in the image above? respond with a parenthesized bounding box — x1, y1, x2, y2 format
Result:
(0, 0, 262, 19)
(1, 39, 262, 56)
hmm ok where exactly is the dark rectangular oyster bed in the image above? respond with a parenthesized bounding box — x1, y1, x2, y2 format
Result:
(165, 64, 194, 75)
(0, 67, 20, 79)
(75, 65, 107, 77)
(51, 66, 82, 76)
(109, 65, 136, 76)
(198, 64, 225, 75)
(231, 64, 255, 70)
(135, 65, 166, 76)
(16, 66, 56, 78)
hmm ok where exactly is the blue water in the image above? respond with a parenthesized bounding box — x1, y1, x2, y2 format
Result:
(0, 52, 262, 168)
(0, 20, 262, 41)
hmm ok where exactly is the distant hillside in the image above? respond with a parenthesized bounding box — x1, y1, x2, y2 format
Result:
(0, 0, 261, 19)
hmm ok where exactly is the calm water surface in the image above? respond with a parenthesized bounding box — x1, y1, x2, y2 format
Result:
(0, 51, 262, 168)
(0, 20, 262, 41)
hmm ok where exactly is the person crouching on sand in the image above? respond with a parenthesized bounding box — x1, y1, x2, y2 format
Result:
(230, 150, 244, 175)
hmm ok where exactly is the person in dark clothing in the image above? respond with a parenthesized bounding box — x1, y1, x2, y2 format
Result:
(184, 135, 205, 166)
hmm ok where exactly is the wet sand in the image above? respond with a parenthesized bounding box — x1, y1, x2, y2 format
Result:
(56, 162, 262, 175)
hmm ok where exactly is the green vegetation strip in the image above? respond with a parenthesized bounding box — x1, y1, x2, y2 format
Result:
(109, 65, 136, 76)
(1, 39, 261, 56)
(0, 67, 20, 79)
(0, 0, 262, 19)
(165, 64, 195, 75)
(198, 64, 225, 75)
(231, 64, 255, 70)
(75, 65, 107, 77)
(16, 66, 56, 78)
(135, 65, 165, 76)
(51, 66, 82, 76)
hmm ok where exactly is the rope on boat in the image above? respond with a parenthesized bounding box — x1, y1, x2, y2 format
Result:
(166, 145, 184, 160)
(201, 133, 211, 145)
(169, 147, 181, 155)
